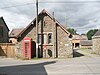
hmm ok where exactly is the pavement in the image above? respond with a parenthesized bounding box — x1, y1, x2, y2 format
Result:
(0, 50, 100, 75)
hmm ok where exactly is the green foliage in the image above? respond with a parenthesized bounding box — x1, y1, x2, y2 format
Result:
(86, 29, 98, 40)
(67, 28, 77, 35)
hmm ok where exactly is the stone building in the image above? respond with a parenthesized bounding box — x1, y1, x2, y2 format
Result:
(72, 34, 87, 49)
(92, 29, 100, 54)
(0, 17, 9, 43)
(10, 9, 73, 58)
(9, 29, 23, 44)
(80, 40, 92, 49)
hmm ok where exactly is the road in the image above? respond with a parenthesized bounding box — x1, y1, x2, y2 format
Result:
(0, 50, 100, 75)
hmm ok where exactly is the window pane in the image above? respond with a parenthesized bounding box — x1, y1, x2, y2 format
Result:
(48, 33, 52, 44)
(38, 33, 52, 44)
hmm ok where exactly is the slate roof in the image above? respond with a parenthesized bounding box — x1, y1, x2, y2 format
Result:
(9, 29, 24, 38)
(80, 40, 92, 46)
(9, 9, 72, 38)
(0, 17, 9, 31)
(73, 35, 87, 40)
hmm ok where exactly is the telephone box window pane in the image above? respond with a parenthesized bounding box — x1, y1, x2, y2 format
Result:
(48, 33, 52, 44)
(25, 42, 29, 58)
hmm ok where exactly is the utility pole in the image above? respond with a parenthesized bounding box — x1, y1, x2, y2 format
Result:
(65, 13, 70, 29)
(65, 15, 67, 28)
(36, 0, 38, 58)
(52, 12, 55, 58)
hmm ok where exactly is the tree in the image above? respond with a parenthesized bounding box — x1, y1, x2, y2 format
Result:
(86, 29, 98, 40)
(67, 28, 77, 35)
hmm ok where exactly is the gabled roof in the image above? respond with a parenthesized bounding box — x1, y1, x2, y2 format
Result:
(80, 40, 92, 46)
(9, 29, 23, 38)
(41, 9, 71, 35)
(13, 9, 71, 38)
(0, 17, 9, 31)
(73, 35, 87, 40)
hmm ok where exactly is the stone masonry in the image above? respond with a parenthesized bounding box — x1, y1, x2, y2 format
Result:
(14, 9, 73, 58)
(92, 36, 100, 54)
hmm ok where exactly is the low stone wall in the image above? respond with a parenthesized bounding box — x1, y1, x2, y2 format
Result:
(14, 42, 22, 58)
(92, 36, 100, 54)
(0, 43, 15, 58)
(80, 45, 92, 49)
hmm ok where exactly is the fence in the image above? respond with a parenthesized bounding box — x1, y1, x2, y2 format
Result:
(0, 43, 15, 58)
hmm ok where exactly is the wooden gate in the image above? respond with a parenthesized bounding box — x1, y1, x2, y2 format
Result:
(0, 43, 15, 58)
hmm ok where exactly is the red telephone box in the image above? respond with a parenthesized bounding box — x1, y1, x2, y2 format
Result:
(23, 38, 32, 59)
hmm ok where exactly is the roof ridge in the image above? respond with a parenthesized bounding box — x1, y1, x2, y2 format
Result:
(16, 9, 71, 38)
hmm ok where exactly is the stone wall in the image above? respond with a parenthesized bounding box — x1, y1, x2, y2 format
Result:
(92, 36, 100, 54)
(15, 13, 73, 58)
(57, 26, 73, 58)
(14, 23, 36, 58)
(80, 45, 92, 49)
(9, 38, 17, 44)
(15, 42, 23, 58)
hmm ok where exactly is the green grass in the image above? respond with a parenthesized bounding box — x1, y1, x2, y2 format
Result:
(80, 48, 92, 54)
(91, 52, 97, 54)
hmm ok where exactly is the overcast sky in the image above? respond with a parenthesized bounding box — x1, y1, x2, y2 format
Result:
(0, 0, 100, 34)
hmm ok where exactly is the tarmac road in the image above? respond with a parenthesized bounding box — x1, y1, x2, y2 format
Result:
(0, 51, 100, 75)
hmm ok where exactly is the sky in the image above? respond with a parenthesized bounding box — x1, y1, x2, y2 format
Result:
(0, 0, 100, 34)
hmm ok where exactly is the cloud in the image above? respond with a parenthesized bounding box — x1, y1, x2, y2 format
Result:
(64, 2, 100, 33)
(0, 0, 35, 31)
(0, 0, 100, 34)
(0, 9, 31, 31)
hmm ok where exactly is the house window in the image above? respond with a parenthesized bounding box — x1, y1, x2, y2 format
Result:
(48, 33, 52, 44)
(0, 26, 3, 38)
(38, 33, 52, 44)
